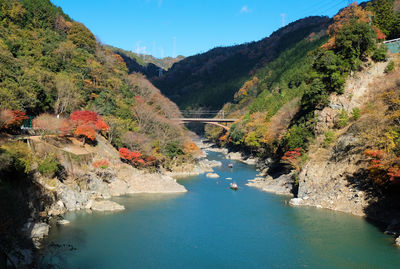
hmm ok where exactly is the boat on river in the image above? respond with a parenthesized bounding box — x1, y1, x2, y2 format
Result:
(230, 182, 238, 190)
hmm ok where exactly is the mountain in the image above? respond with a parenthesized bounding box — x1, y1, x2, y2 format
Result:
(107, 45, 184, 77)
(0, 0, 194, 159)
(150, 16, 332, 110)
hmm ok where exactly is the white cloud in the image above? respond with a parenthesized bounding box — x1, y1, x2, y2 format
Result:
(240, 5, 252, 14)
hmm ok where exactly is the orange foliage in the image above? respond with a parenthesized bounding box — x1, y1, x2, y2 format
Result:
(234, 77, 259, 100)
(74, 124, 97, 140)
(184, 141, 200, 153)
(373, 26, 386, 40)
(119, 147, 157, 167)
(0, 109, 28, 130)
(364, 149, 400, 184)
(322, 2, 373, 49)
(70, 110, 109, 141)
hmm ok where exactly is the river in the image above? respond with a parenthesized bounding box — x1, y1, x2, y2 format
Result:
(41, 151, 400, 268)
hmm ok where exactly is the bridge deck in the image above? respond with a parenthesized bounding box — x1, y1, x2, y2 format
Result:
(172, 118, 238, 123)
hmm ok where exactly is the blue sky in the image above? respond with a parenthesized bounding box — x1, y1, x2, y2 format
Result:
(51, 0, 358, 58)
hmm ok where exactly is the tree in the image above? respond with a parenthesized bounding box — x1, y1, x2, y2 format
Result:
(0, 110, 28, 131)
(301, 79, 329, 112)
(32, 113, 72, 136)
(334, 22, 377, 64)
(281, 148, 302, 172)
(54, 73, 81, 115)
(323, 3, 372, 50)
(67, 22, 96, 52)
(370, 0, 397, 37)
(69, 110, 109, 141)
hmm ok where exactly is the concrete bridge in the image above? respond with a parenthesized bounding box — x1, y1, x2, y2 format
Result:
(172, 111, 238, 131)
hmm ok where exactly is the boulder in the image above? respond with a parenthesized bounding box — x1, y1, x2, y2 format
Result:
(289, 198, 304, 206)
(206, 173, 220, 178)
(87, 200, 125, 211)
(396, 237, 400, 247)
(247, 172, 295, 196)
(57, 219, 70, 225)
(57, 184, 88, 211)
(30, 223, 49, 239)
(226, 152, 243, 161)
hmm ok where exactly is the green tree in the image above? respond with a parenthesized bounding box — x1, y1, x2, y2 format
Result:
(370, 0, 397, 38)
(335, 21, 377, 67)
(67, 22, 96, 52)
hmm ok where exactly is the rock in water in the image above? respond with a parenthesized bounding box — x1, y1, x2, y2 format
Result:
(88, 200, 125, 211)
(30, 223, 50, 239)
(57, 219, 70, 225)
(206, 173, 220, 178)
(289, 198, 304, 206)
(396, 237, 400, 247)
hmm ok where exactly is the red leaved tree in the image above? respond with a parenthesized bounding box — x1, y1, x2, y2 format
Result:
(281, 148, 302, 172)
(364, 149, 400, 185)
(0, 109, 28, 132)
(70, 110, 109, 142)
(118, 148, 156, 167)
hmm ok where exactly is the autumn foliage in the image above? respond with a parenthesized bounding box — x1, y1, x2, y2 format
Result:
(0, 110, 28, 130)
(32, 113, 72, 136)
(323, 3, 374, 49)
(119, 147, 156, 167)
(364, 149, 400, 185)
(281, 148, 302, 172)
(69, 110, 109, 141)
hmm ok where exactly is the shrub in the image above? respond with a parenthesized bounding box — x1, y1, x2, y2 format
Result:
(229, 123, 245, 145)
(372, 45, 388, 62)
(38, 154, 59, 178)
(336, 110, 349, 128)
(384, 61, 395, 74)
(281, 124, 313, 151)
(1, 142, 33, 174)
(323, 130, 336, 147)
(351, 107, 361, 120)
(162, 142, 184, 159)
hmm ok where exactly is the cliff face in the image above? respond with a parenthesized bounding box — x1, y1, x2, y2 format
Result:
(294, 61, 389, 216)
(292, 57, 400, 241)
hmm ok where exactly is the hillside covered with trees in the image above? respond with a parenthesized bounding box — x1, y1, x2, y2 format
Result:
(151, 16, 332, 110)
(207, 0, 400, 158)
(0, 0, 196, 163)
(107, 45, 184, 78)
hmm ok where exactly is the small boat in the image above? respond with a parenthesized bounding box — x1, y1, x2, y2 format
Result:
(228, 164, 233, 168)
(230, 182, 238, 190)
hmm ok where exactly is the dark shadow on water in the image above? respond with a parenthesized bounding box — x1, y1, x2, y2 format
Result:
(344, 170, 400, 238)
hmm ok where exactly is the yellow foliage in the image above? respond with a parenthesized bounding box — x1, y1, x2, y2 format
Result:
(234, 77, 259, 99)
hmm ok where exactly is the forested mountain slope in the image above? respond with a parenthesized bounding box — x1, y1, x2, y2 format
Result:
(107, 45, 184, 78)
(0, 0, 194, 160)
(151, 16, 331, 110)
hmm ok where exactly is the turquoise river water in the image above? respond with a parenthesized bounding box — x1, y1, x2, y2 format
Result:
(42, 151, 400, 268)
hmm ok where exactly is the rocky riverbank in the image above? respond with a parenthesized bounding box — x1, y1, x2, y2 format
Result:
(19, 136, 224, 255)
